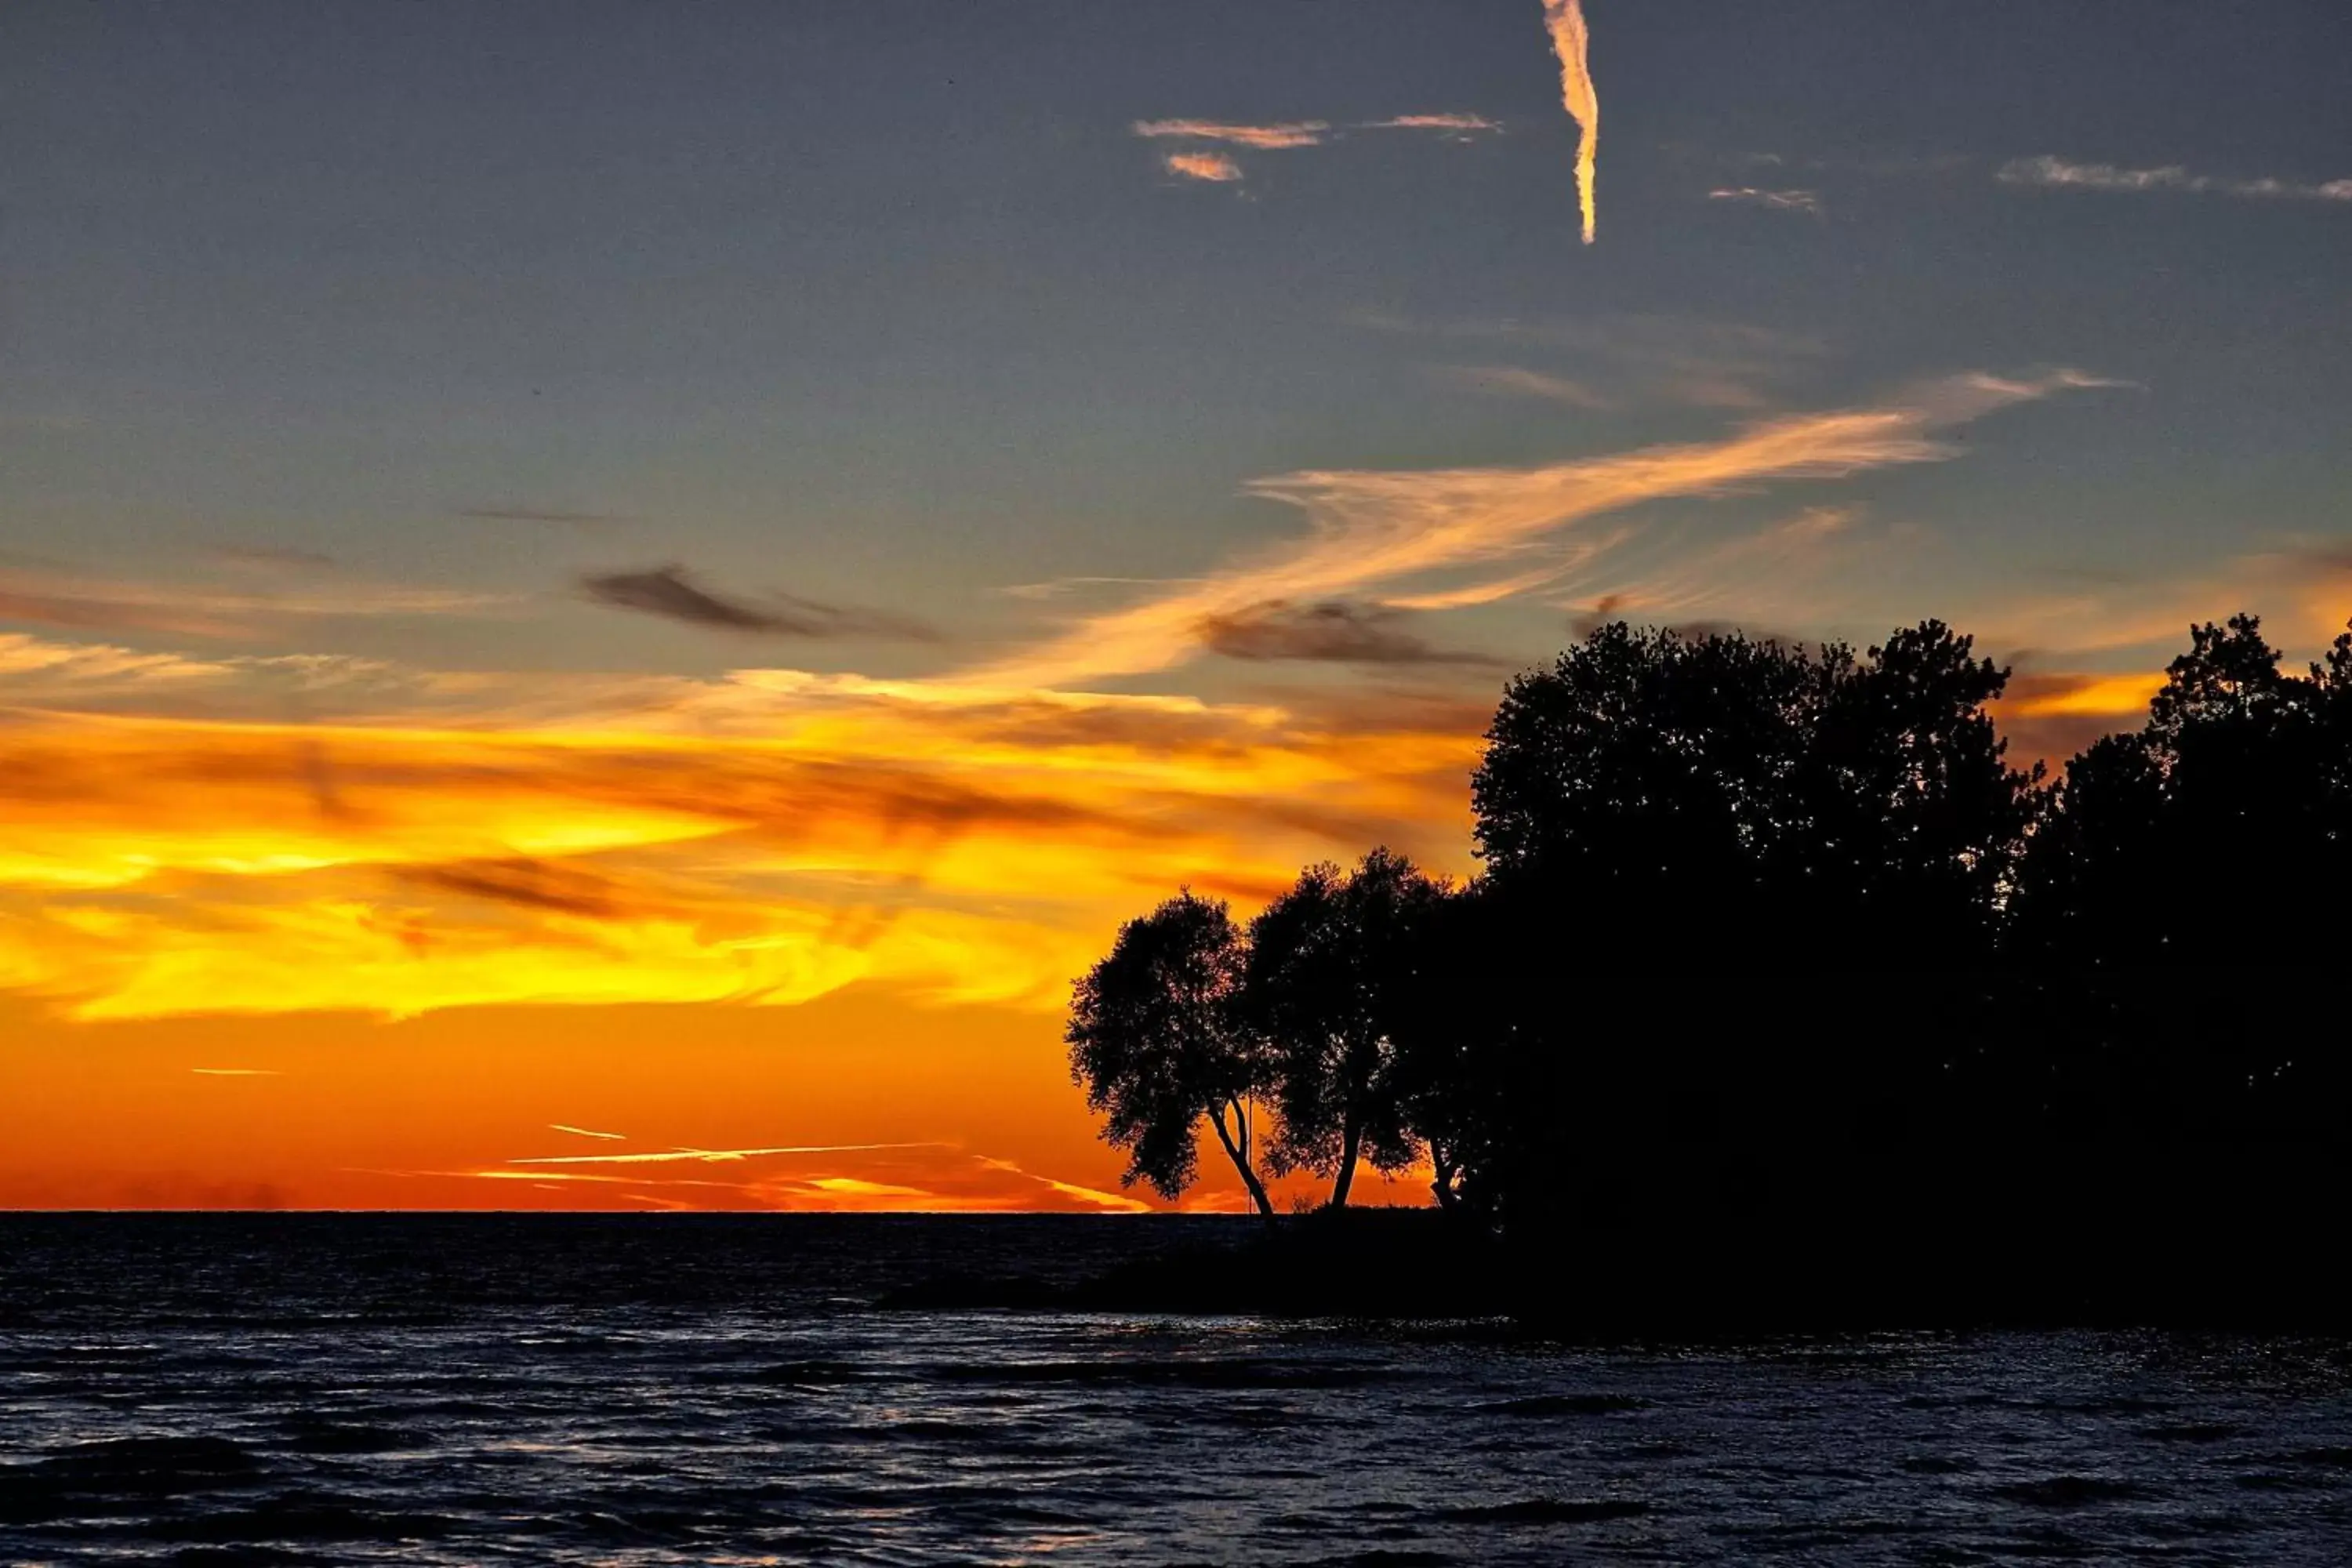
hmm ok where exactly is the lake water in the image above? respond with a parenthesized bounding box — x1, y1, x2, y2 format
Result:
(4, 1214, 2351, 1564)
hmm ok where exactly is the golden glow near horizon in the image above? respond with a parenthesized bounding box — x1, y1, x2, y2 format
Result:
(0, 691, 1477, 1022)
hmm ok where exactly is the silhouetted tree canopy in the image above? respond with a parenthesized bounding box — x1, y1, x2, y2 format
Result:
(1472, 619, 2035, 963)
(1066, 891, 1273, 1217)
(1069, 615, 2352, 1261)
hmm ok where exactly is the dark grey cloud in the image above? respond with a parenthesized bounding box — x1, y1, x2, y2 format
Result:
(1195, 598, 1497, 666)
(580, 564, 937, 641)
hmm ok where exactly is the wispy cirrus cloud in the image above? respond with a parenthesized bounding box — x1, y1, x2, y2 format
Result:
(1132, 118, 1327, 150)
(1709, 187, 1824, 214)
(0, 632, 424, 717)
(1163, 150, 1243, 184)
(2, 632, 234, 688)
(0, 568, 506, 639)
(992, 575, 1198, 602)
(412, 1143, 1163, 1214)
(509, 1142, 938, 1167)
(457, 506, 633, 527)
(973, 1155, 1153, 1214)
(1362, 113, 1501, 136)
(1136, 113, 1501, 184)
(1998, 155, 2352, 203)
(958, 370, 2114, 691)
(205, 545, 338, 572)
(1381, 564, 1577, 612)
(1438, 364, 1613, 409)
(1367, 310, 1829, 411)
(386, 1146, 1159, 1213)
(1555, 505, 1867, 637)
(581, 564, 938, 641)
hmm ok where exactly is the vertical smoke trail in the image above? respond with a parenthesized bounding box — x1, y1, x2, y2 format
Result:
(1541, 0, 1599, 243)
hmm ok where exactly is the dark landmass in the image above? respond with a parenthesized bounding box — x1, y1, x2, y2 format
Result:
(880, 1206, 2352, 1333)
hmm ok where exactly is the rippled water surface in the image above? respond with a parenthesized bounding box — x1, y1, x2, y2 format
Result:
(5, 1214, 2352, 1564)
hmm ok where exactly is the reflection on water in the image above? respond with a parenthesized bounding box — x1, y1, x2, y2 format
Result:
(4, 1214, 2352, 1564)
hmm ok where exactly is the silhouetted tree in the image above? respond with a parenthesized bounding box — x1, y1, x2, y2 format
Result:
(2013, 615, 2352, 1120)
(1468, 620, 2038, 1233)
(2009, 731, 2169, 975)
(1474, 619, 2034, 956)
(1386, 877, 1513, 1218)
(1067, 891, 1275, 1217)
(1472, 622, 1821, 924)
(1063, 612, 2352, 1308)
(1243, 848, 1448, 1207)
(1800, 621, 2041, 957)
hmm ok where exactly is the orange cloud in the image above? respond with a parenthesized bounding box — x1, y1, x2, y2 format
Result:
(1163, 150, 1243, 183)
(1132, 118, 1327, 149)
(1364, 113, 1501, 136)
(0, 670, 1476, 1020)
(2001, 672, 2167, 719)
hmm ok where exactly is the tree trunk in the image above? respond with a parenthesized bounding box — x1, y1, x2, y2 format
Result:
(1430, 1149, 1460, 1211)
(1329, 1117, 1363, 1209)
(1210, 1102, 1276, 1219)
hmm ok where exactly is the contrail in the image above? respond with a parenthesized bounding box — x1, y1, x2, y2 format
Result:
(1541, 0, 1599, 243)
(509, 1142, 942, 1167)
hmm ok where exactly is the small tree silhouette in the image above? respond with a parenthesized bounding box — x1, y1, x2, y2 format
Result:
(1242, 848, 1446, 1208)
(1067, 891, 1275, 1217)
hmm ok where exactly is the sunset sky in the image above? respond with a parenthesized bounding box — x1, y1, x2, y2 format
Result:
(5, 1, 2348, 1210)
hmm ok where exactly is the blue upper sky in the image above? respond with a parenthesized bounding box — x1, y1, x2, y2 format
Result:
(5, 0, 2348, 692)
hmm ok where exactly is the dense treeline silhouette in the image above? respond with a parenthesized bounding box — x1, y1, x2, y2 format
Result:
(1070, 614, 2352, 1316)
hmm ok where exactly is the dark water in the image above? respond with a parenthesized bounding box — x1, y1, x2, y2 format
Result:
(5, 1216, 2352, 1565)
